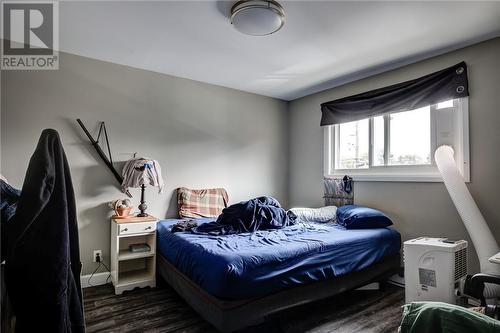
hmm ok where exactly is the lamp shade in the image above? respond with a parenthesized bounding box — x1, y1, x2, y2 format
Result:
(121, 157, 164, 193)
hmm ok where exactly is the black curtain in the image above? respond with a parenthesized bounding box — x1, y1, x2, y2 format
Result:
(320, 62, 469, 126)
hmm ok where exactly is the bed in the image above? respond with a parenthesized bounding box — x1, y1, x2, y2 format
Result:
(157, 218, 401, 331)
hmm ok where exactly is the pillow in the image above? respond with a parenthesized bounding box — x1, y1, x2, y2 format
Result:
(177, 187, 229, 218)
(336, 205, 392, 229)
(289, 206, 337, 223)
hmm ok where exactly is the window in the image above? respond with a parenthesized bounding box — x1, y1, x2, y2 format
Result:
(324, 98, 469, 182)
(387, 106, 431, 166)
(337, 118, 369, 169)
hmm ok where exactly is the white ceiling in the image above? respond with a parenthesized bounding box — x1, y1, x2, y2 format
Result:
(59, 1, 500, 101)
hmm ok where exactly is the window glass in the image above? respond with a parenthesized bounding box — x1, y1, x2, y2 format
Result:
(337, 119, 369, 169)
(388, 106, 431, 166)
(437, 99, 454, 109)
(372, 116, 385, 166)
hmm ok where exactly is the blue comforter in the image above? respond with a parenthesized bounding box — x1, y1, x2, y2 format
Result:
(192, 196, 295, 235)
(158, 218, 401, 300)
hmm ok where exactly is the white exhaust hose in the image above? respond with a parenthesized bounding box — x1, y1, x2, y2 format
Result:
(435, 145, 500, 298)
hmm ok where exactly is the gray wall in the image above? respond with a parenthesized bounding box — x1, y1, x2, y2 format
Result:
(2, 38, 499, 277)
(1, 52, 288, 275)
(288, 37, 500, 273)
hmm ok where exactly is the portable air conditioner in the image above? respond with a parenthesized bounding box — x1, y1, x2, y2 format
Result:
(404, 237, 468, 304)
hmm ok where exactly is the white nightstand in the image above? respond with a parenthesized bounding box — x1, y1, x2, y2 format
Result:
(110, 216, 158, 295)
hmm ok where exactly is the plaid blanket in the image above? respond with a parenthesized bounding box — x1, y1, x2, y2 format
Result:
(177, 187, 229, 218)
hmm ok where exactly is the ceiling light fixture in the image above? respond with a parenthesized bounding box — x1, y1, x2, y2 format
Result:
(230, 0, 285, 36)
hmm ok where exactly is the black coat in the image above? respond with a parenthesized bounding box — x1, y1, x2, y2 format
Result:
(6, 129, 84, 333)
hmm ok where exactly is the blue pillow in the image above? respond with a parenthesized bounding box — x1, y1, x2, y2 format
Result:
(336, 205, 393, 229)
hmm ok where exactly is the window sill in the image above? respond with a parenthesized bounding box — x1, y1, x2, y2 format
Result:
(326, 173, 445, 183)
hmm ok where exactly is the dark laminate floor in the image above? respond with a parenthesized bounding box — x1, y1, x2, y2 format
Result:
(84, 282, 404, 333)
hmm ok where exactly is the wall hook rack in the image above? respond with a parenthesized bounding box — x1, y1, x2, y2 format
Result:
(76, 119, 132, 197)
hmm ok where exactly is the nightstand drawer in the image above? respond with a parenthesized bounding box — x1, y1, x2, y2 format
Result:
(118, 221, 156, 235)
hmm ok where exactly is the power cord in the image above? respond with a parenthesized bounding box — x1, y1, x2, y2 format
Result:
(87, 253, 112, 287)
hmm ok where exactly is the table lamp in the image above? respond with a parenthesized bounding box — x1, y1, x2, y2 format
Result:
(121, 157, 163, 217)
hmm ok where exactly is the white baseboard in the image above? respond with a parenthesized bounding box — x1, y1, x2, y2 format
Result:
(81, 272, 110, 288)
(356, 274, 405, 291)
(387, 274, 405, 287)
(356, 282, 380, 290)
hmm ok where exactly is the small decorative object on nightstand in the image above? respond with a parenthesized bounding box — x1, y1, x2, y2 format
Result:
(108, 199, 133, 219)
(110, 215, 158, 295)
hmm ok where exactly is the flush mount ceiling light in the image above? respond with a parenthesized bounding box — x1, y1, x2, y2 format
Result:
(230, 0, 285, 36)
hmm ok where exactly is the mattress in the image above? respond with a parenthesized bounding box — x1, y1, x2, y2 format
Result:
(157, 218, 401, 300)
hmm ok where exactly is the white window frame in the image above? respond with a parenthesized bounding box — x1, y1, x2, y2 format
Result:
(324, 98, 470, 182)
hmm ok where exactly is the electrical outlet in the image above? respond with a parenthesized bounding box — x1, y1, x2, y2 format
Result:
(93, 250, 102, 263)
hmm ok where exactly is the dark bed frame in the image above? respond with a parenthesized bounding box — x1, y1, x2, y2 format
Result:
(157, 253, 401, 332)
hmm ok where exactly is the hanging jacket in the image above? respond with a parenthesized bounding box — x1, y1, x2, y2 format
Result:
(5, 129, 84, 333)
(121, 157, 164, 193)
